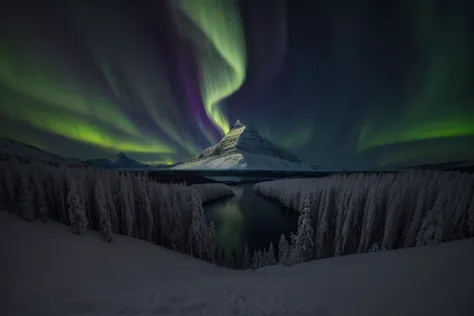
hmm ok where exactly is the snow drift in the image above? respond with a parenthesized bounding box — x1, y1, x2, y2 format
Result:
(2, 211, 473, 316)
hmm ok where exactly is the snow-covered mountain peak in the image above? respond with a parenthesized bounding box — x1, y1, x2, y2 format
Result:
(174, 121, 316, 170)
(231, 119, 246, 129)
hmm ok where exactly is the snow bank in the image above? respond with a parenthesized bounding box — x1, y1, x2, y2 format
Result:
(2, 211, 473, 316)
(194, 183, 235, 204)
(253, 171, 474, 261)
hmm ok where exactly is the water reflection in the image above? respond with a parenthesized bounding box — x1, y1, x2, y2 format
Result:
(205, 184, 297, 258)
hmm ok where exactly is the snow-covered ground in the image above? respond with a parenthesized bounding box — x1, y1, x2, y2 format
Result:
(2, 211, 473, 316)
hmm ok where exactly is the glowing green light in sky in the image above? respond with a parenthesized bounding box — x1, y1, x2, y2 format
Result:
(358, 117, 474, 152)
(2, 102, 174, 154)
(0, 42, 175, 155)
(176, 0, 247, 135)
(0, 52, 139, 137)
(357, 0, 474, 152)
(63, 0, 202, 157)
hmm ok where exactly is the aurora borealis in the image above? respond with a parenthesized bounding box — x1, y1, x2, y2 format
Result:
(0, 0, 473, 168)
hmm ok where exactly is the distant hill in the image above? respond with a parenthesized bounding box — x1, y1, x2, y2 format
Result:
(0, 138, 84, 166)
(85, 153, 149, 169)
(0, 138, 151, 170)
(404, 160, 474, 173)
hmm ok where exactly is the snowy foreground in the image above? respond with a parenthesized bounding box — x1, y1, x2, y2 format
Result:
(2, 212, 473, 316)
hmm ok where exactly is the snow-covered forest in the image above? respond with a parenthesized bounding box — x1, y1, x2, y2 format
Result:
(3, 155, 473, 272)
(252, 171, 474, 264)
(0, 157, 236, 265)
(194, 183, 235, 204)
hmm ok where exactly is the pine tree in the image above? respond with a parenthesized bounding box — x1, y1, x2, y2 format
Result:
(416, 186, 448, 246)
(0, 163, 8, 212)
(266, 242, 277, 265)
(358, 186, 377, 252)
(56, 166, 68, 225)
(252, 250, 258, 270)
(278, 234, 289, 265)
(293, 199, 314, 263)
(187, 190, 207, 259)
(136, 176, 154, 242)
(119, 173, 134, 236)
(31, 166, 48, 222)
(18, 168, 34, 221)
(170, 201, 183, 250)
(381, 183, 405, 250)
(94, 176, 113, 242)
(317, 188, 332, 258)
(242, 244, 251, 269)
(208, 222, 217, 263)
(256, 249, 263, 268)
(67, 178, 88, 235)
(2, 160, 15, 202)
(334, 185, 350, 255)
(340, 186, 362, 254)
(467, 190, 474, 236)
(103, 173, 119, 234)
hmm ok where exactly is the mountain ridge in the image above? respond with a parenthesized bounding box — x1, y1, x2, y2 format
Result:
(174, 120, 316, 170)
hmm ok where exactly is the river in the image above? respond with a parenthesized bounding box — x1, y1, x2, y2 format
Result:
(204, 183, 298, 265)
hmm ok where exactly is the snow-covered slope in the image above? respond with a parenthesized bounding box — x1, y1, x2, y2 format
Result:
(2, 211, 473, 316)
(174, 120, 315, 170)
(0, 138, 83, 165)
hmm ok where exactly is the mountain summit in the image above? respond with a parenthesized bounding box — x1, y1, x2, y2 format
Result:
(174, 120, 315, 170)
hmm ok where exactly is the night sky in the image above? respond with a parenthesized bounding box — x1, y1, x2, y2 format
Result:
(1, 0, 473, 169)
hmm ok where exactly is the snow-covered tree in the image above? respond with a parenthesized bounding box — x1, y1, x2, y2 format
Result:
(278, 234, 289, 265)
(30, 165, 48, 221)
(466, 190, 474, 236)
(416, 185, 449, 246)
(94, 176, 113, 242)
(316, 188, 332, 258)
(266, 242, 277, 266)
(256, 249, 263, 268)
(18, 168, 34, 221)
(121, 174, 135, 236)
(1, 160, 15, 203)
(0, 163, 9, 212)
(293, 199, 314, 263)
(103, 172, 119, 234)
(187, 190, 207, 259)
(381, 183, 405, 250)
(135, 176, 154, 242)
(207, 222, 217, 263)
(67, 178, 88, 235)
(358, 186, 377, 252)
(242, 244, 251, 269)
(252, 250, 258, 270)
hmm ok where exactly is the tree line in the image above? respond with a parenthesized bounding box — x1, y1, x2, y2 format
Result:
(0, 157, 234, 266)
(252, 170, 474, 265)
